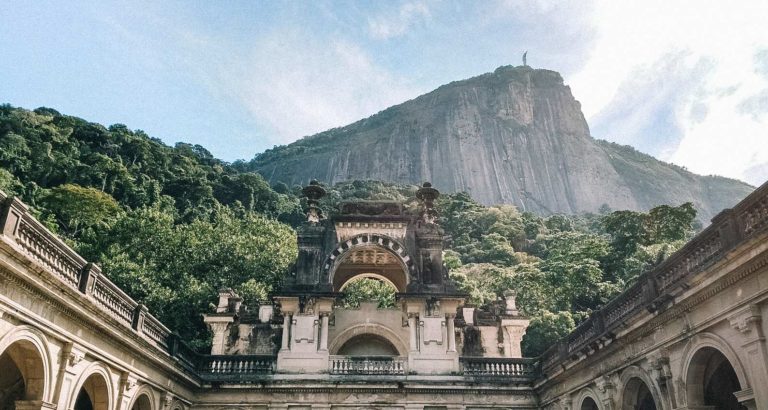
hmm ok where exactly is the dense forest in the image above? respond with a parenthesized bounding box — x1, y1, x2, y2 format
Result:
(0, 105, 698, 355)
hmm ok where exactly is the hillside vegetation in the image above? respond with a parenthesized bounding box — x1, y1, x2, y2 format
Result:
(0, 105, 698, 355)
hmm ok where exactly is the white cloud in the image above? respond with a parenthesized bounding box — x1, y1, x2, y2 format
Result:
(368, 1, 430, 40)
(569, 0, 768, 185)
(218, 30, 418, 144)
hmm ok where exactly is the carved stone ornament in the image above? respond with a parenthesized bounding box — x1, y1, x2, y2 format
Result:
(728, 304, 763, 338)
(121, 377, 138, 393)
(595, 374, 615, 394)
(68, 350, 84, 367)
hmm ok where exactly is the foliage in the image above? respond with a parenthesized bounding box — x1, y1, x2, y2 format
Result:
(0, 104, 701, 356)
(520, 311, 576, 357)
(41, 184, 121, 237)
(435, 196, 697, 356)
(85, 205, 296, 348)
(340, 278, 397, 309)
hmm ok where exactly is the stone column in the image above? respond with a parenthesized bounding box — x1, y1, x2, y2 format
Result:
(408, 313, 418, 351)
(319, 314, 329, 351)
(202, 314, 234, 355)
(208, 323, 230, 355)
(446, 314, 456, 352)
(281, 313, 291, 351)
(500, 317, 529, 358)
(729, 305, 768, 409)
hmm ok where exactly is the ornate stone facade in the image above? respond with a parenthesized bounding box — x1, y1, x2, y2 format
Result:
(2, 180, 768, 410)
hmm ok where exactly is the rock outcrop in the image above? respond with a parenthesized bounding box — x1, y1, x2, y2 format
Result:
(252, 66, 753, 220)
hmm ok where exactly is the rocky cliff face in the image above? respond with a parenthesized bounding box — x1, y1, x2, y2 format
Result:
(253, 66, 753, 220)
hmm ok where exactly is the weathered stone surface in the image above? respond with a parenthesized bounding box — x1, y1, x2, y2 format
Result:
(254, 65, 753, 220)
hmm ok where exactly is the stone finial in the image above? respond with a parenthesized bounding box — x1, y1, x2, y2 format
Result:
(504, 290, 519, 316)
(416, 182, 440, 224)
(216, 288, 241, 313)
(302, 180, 326, 224)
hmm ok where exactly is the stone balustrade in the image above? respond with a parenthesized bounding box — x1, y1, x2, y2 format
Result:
(0, 190, 183, 365)
(9, 198, 86, 289)
(91, 273, 138, 326)
(329, 355, 408, 375)
(198, 355, 276, 381)
(459, 357, 537, 378)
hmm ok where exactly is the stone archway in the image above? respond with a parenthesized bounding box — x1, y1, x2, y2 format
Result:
(617, 366, 662, 410)
(622, 378, 657, 410)
(70, 364, 112, 410)
(580, 397, 600, 410)
(127, 388, 155, 410)
(575, 388, 603, 410)
(130, 394, 152, 410)
(329, 324, 408, 356)
(336, 334, 400, 356)
(324, 234, 413, 292)
(0, 327, 52, 409)
(0, 341, 46, 410)
(685, 346, 745, 409)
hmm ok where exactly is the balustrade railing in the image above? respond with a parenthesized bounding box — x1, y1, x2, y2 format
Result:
(0, 192, 182, 365)
(142, 314, 171, 350)
(10, 201, 86, 289)
(460, 357, 537, 378)
(198, 355, 276, 380)
(91, 275, 137, 326)
(329, 355, 407, 375)
(602, 280, 645, 328)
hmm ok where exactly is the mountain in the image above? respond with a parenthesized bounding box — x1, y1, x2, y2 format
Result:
(250, 65, 753, 221)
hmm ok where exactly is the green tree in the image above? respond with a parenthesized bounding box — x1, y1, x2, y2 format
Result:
(340, 278, 396, 308)
(520, 311, 576, 357)
(91, 205, 297, 349)
(41, 184, 121, 238)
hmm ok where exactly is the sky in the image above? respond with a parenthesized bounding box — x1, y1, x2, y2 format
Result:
(1, 1, 767, 185)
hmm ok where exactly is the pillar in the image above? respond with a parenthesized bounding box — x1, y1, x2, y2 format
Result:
(446, 314, 456, 352)
(729, 305, 768, 409)
(408, 313, 418, 351)
(281, 313, 291, 351)
(319, 314, 329, 351)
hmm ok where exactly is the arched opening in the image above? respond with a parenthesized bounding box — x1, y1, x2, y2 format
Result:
(0, 340, 45, 410)
(131, 394, 152, 410)
(622, 377, 657, 410)
(327, 234, 411, 293)
(686, 347, 745, 410)
(580, 397, 599, 410)
(74, 373, 109, 410)
(339, 277, 397, 309)
(331, 244, 409, 292)
(337, 334, 399, 356)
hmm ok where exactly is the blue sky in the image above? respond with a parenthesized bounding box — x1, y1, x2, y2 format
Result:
(2, 1, 767, 185)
